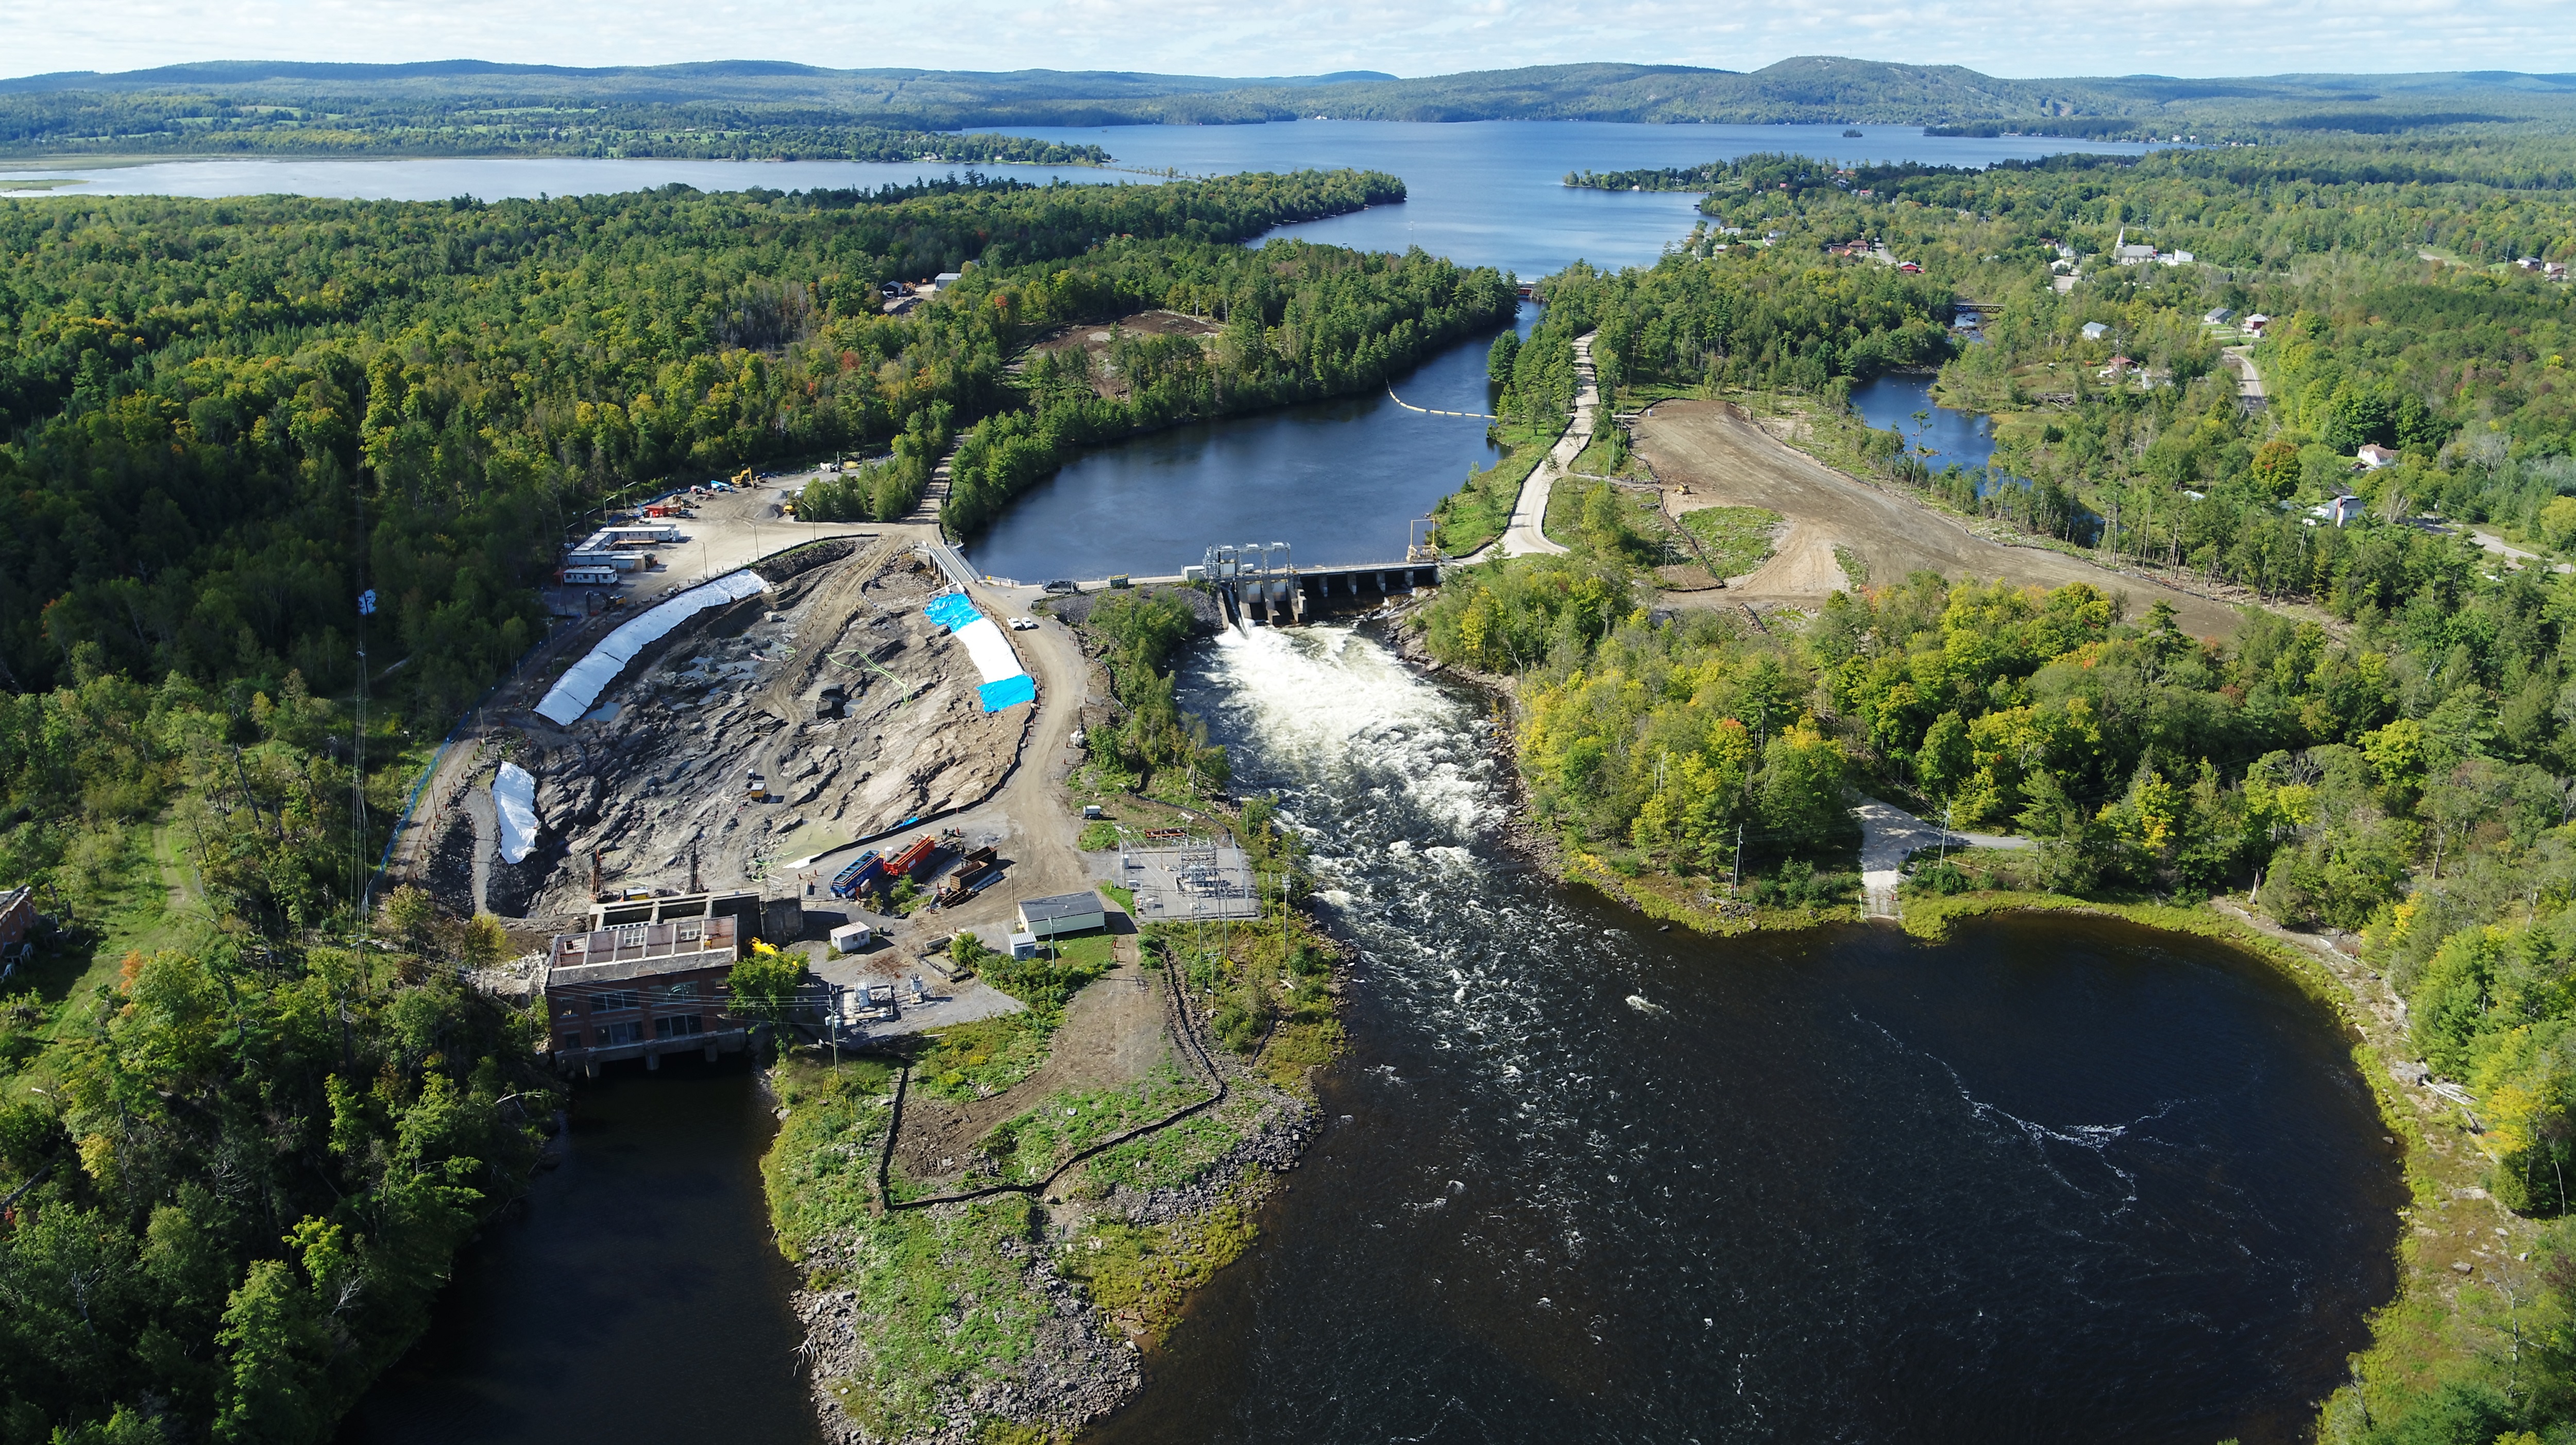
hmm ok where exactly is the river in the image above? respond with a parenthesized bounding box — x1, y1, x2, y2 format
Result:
(350, 621, 2401, 1444)
(1087, 623, 2402, 1444)
(334, 1061, 818, 1445)
(964, 303, 1537, 583)
(325, 121, 2398, 1443)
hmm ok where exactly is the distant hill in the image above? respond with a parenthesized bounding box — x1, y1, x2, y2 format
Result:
(4, 55, 2574, 161)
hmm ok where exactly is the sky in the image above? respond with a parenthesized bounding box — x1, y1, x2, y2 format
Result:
(9, 0, 2576, 81)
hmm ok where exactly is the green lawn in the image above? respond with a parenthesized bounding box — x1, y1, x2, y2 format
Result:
(1043, 930, 1120, 972)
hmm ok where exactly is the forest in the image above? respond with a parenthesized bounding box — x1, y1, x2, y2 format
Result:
(0, 167, 1468, 1442)
(0, 167, 1401, 712)
(0, 89, 1113, 165)
(1432, 135, 2576, 1442)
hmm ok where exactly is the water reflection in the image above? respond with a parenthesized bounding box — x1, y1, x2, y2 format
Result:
(963, 304, 1536, 582)
(1850, 373, 1998, 473)
(337, 1058, 818, 1445)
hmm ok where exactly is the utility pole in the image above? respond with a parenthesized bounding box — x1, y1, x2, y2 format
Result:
(354, 586, 377, 936)
(1733, 823, 1744, 891)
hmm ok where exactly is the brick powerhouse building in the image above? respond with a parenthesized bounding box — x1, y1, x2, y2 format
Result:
(541, 892, 758, 1075)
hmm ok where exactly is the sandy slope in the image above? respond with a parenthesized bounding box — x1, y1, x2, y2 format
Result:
(1635, 399, 2248, 641)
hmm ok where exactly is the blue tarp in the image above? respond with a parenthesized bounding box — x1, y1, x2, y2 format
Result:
(977, 674, 1037, 712)
(923, 592, 982, 632)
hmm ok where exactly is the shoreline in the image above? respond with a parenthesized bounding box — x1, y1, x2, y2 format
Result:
(1373, 597, 2493, 1439)
(759, 598, 1349, 1445)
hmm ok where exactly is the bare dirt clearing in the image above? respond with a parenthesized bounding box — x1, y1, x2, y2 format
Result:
(1635, 399, 2247, 640)
(892, 940, 1177, 1183)
(1020, 310, 1222, 401)
(493, 542, 1031, 919)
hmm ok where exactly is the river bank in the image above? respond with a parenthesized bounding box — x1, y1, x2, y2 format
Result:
(1393, 550, 2526, 1442)
(754, 592, 1351, 1445)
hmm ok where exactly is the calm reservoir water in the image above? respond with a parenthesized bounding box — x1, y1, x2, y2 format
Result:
(964, 304, 1536, 582)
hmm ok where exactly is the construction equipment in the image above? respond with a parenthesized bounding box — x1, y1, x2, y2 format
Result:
(744, 769, 769, 802)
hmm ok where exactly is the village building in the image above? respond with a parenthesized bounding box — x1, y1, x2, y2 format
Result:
(0, 887, 36, 969)
(2357, 444, 2400, 469)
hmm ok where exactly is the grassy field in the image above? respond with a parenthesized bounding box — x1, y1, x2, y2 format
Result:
(977, 1064, 1211, 1185)
(1430, 411, 1567, 553)
(1678, 504, 1785, 578)
(908, 1012, 1055, 1100)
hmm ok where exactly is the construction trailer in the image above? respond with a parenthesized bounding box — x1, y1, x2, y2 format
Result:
(599, 522, 681, 545)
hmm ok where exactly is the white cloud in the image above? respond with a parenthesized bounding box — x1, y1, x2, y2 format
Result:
(8, 0, 2576, 80)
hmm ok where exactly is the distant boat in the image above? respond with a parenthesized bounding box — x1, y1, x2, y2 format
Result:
(1842, 128, 1864, 138)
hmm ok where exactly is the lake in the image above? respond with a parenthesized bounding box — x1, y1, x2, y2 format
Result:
(2, 122, 2154, 283)
(1007, 121, 2157, 280)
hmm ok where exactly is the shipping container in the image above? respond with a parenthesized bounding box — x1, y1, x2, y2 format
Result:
(885, 835, 941, 880)
(829, 851, 885, 899)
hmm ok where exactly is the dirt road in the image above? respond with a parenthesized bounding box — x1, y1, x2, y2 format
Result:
(1634, 400, 2248, 640)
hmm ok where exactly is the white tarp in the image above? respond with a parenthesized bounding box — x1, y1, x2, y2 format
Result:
(493, 762, 540, 865)
(953, 616, 1026, 685)
(534, 570, 771, 725)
